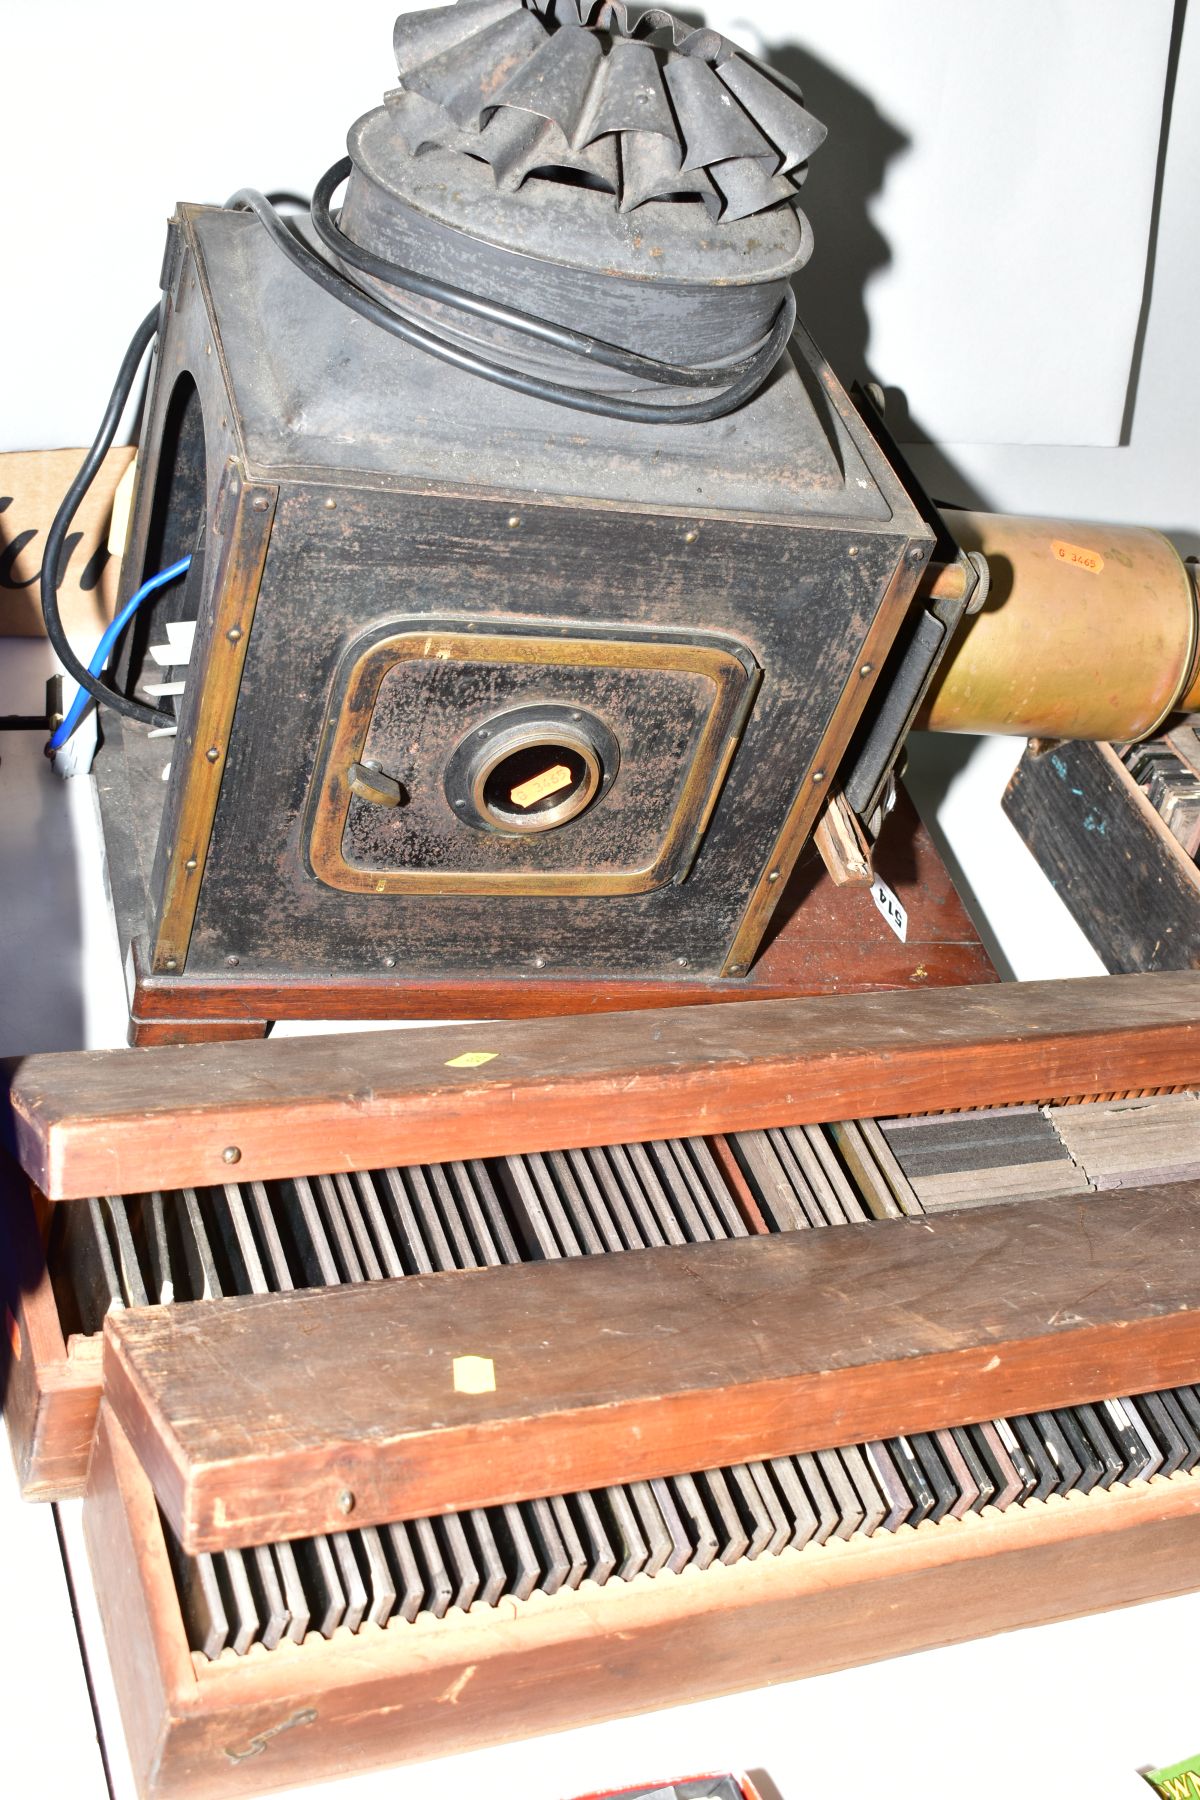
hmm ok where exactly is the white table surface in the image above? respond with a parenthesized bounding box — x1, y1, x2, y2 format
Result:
(1, 636, 1194, 1800)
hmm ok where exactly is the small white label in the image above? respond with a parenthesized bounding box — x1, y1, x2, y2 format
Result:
(871, 875, 908, 942)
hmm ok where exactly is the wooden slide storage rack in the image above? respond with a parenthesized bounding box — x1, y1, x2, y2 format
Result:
(4, 973, 1200, 1798)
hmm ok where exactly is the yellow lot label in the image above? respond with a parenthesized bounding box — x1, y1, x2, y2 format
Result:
(1051, 538, 1105, 574)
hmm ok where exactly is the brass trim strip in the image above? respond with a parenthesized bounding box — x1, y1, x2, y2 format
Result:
(151, 478, 277, 972)
(722, 537, 930, 975)
(307, 626, 756, 897)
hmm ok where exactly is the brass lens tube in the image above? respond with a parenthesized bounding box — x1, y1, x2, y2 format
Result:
(916, 511, 1200, 740)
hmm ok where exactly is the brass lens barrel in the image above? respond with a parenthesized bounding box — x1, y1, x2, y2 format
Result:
(917, 511, 1199, 740)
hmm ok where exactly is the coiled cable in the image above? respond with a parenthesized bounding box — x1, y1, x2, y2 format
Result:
(228, 158, 796, 425)
(40, 304, 172, 736)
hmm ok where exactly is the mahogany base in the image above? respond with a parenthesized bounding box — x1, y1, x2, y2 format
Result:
(97, 720, 993, 1046)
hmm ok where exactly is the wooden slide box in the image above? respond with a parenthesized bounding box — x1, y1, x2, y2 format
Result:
(1004, 738, 1200, 974)
(86, 1400, 1200, 1800)
(5, 971, 1200, 1504)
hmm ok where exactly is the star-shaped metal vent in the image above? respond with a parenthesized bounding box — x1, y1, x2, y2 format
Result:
(387, 0, 826, 221)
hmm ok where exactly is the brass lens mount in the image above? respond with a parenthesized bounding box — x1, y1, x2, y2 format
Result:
(445, 703, 619, 835)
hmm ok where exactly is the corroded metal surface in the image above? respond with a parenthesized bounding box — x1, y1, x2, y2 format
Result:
(387, 0, 826, 220)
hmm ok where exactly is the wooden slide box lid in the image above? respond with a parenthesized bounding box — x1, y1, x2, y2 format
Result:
(10, 971, 1200, 1201)
(103, 1179, 1200, 1556)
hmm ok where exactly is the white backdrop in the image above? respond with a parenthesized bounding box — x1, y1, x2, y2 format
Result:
(2, 11, 1200, 1800)
(0, 1, 1184, 455)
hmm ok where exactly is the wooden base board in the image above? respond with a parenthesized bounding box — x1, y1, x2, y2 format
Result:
(94, 721, 994, 1045)
(85, 1402, 1200, 1800)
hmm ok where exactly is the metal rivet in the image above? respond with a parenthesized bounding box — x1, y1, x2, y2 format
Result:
(675, 956, 688, 967)
(768, 870, 780, 883)
(325, 497, 337, 510)
(222, 1146, 241, 1165)
(684, 529, 698, 544)
(205, 746, 220, 763)
(384, 955, 397, 968)
(185, 857, 198, 872)
(812, 769, 826, 784)
(533, 956, 547, 970)
(226, 955, 240, 967)
(453, 798, 466, 808)
(252, 494, 269, 512)
(507, 514, 521, 529)
(859, 663, 873, 678)
(477, 729, 490, 739)
(164, 958, 178, 971)
(338, 1490, 355, 1516)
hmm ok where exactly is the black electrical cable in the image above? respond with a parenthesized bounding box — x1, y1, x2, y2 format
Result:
(229, 161, 796, 424)
(47, 172, 793, 739)
(40, 304, 173, 733)
(42, 191, 305, 742)
(309, 157, 765, 390)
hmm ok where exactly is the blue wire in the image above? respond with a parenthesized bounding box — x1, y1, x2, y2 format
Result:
(50, 555, 192, 751)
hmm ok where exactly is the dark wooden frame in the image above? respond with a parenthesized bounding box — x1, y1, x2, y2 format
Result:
(1004, 738, 1200, 973)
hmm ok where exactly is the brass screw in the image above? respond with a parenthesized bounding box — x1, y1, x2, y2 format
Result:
(185, 857, 198, 872)
(226, 626, 242, 643)
(860, 663, 873, 677)
(222, 1146, 241, 1165)
(768, 870, 780, 883)
(728, 963, 747, 976)
(684, 529, 698, 544)
(812, 769, 826, 784)
(675, 955, 688, 967)
(251, 495, 269, 512)
(848, 545, 859, 558)
(338, 1490, 355, 1516)
(164, 958, 178, 971)
(507, 514, 521, 529)
(384, 955, 397, 968)
(226, 955, 240, 967)
(205, 746, 220, 763)
(533, 956, 547, 969)
(908, 546, 925, 563)
(325, 497, 337, 510)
